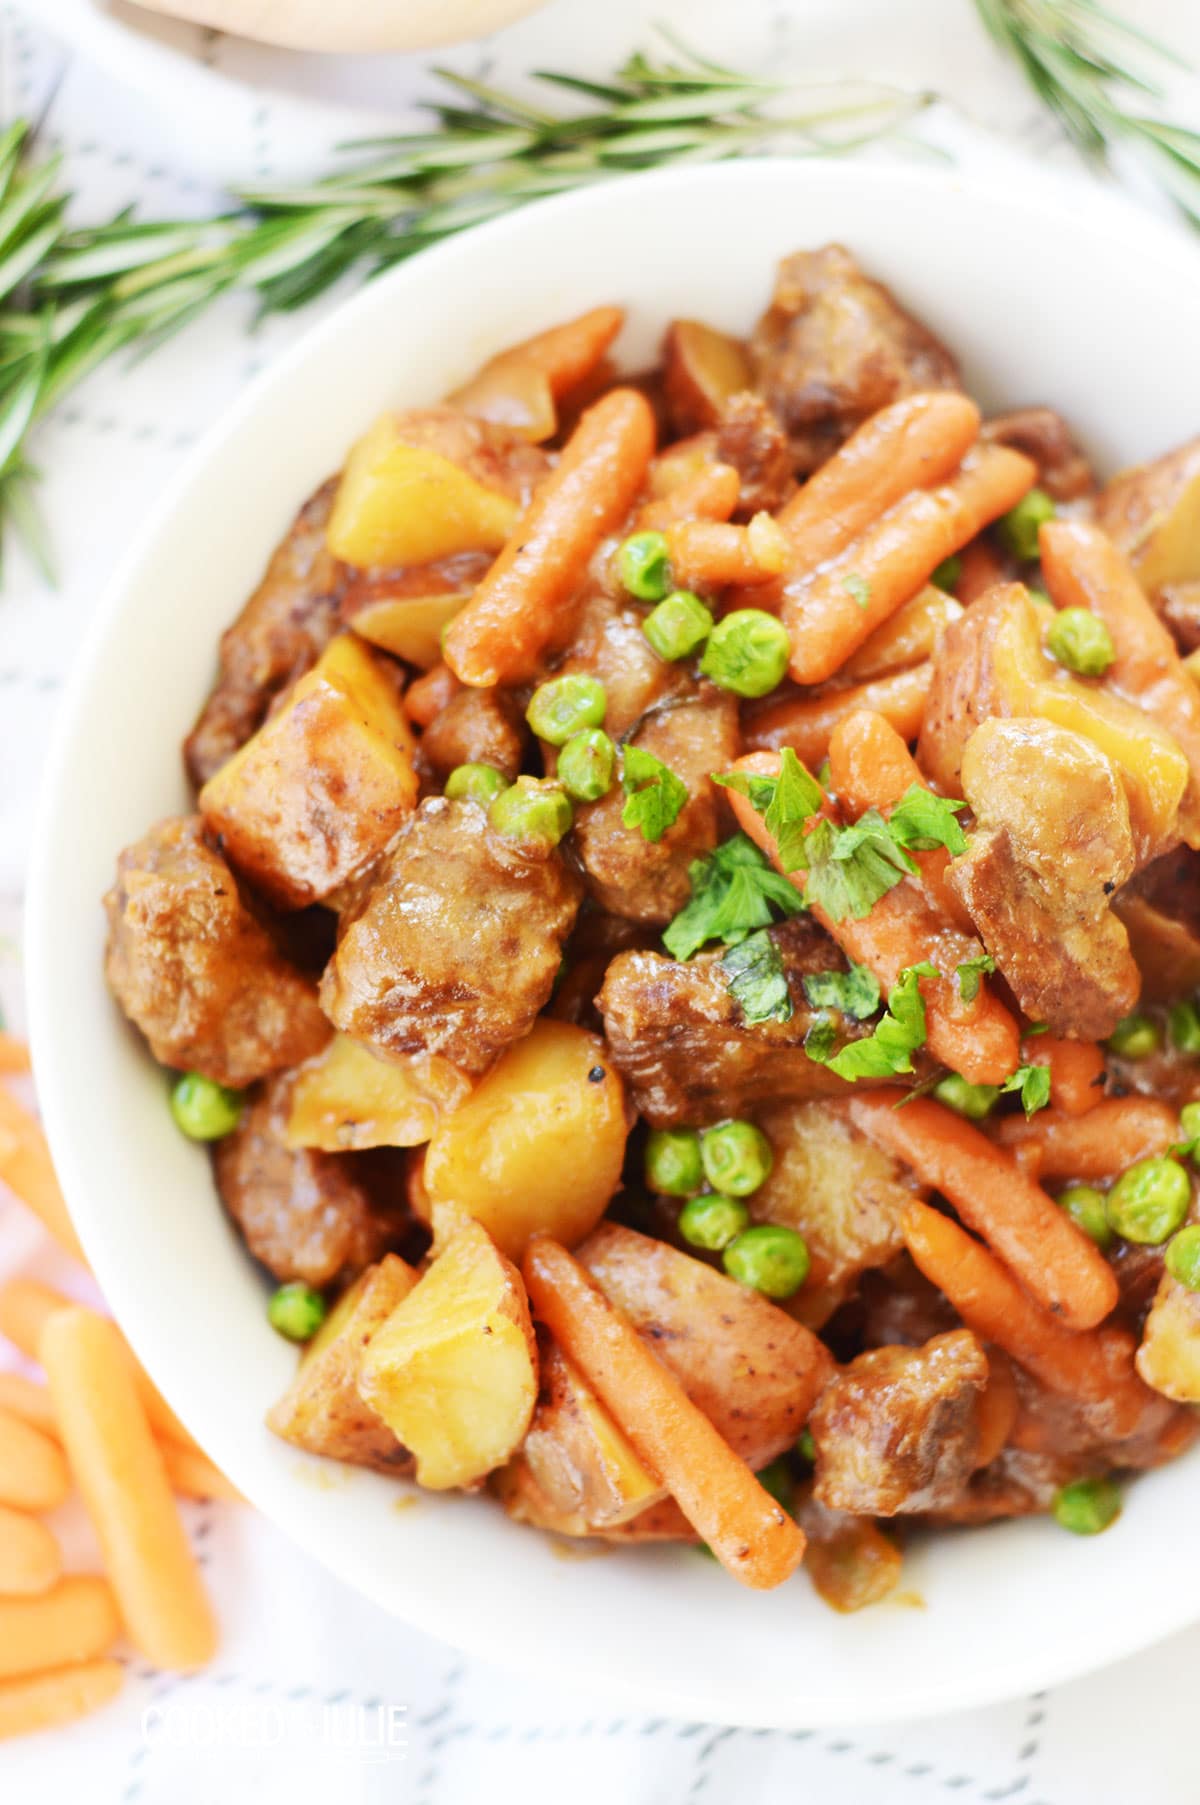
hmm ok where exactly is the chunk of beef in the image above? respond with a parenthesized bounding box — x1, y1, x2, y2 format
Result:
(858, 1254, 959, 1350)
(950, 716, 1140, 1040)
(418, 684, 527, 783)
(571, 686, 739, 925)
(928, 1447, 1083, 1525)
(981, 408, 1094, 502)
(214, 1075, 404, 1286)
(749, 245, 960, 476)
(1116, 844, 1200, 1001)
(598, 920, 864, 1126)
(185, 481, 345, 787)
(104, 816, 330, 1088)
(797, 1495, 904, 1613)
(714, 391, 793, 518)
(809, 1329, 987, 1516)
(917, 583, 1021, 794)
(320, 796, 581, 1074)
(555, 591, 691, 737)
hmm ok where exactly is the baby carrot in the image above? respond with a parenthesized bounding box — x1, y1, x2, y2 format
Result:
(664, 515, 788, 589)
(0, 1504, 61, 1596)
(1017, 1034, 1105, 1119)
(472, 305, 624, 399)
(784, 444, 1036, 684)
(0, 1659, 123, 1741)
(974, 1352, 1018, 1469)
(636, 461, 740, 530)
(160, 1442, 244, 1506)
(0, 1376, 57, 1439)
(0, 1084, 88, 1266)
(444, 388, 656, 687)
(0, 1409, 69, 1514)
(995, 1096, 1177, 1179)
(0, 1575, 119, 1679)
(41, 1309, 217, 1672)
(523, 1237, 805, 1590)
(847, 1092, 1118, 1329)
(742, 664, 932, 768)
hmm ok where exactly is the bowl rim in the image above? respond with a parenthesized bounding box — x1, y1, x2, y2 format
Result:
(25, 153, 1200, 1729)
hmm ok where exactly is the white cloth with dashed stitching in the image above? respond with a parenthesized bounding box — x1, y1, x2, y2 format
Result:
(2, 3, 1200, 1799)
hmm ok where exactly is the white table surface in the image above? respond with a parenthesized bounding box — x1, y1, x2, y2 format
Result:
(2, 2, 1200, 1797)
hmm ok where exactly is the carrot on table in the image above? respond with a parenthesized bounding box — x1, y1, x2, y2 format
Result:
(0, 1408, 69, 1513)
(0, 1658, 123, 1741)
(743, 664, 933, 769)
(0, 1574, 119, 1680)
(783, 444, 1036, 684)
(0, 1084, 88, 1266)
(664, 515, 788, 590)
(847, 1092, 1118, 1330)
(1018, 1035, 1106, 1119)
(0, 1037, 30, 1075)
(901, 1200, 1151, 1435)
(0, 1504, 61, 1597)
(160, 1441, 244, 1506)
(522, 1237, 805, 1590)
(0, 1375, 57, 1440)
(41, 1308, 217, 1672)
(637, 461, 740, 531)
(995, 1095, 1177, 1179)
(444, 387, 656, 687)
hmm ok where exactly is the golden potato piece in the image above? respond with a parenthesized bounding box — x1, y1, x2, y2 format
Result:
(285, 1034, 472, 1153)
(1136, 1272, 1200, 1404)
(199, 634, 419, 910)
(840, 584, 962, 682)
(266, 1255, 418, 1473)
(662, 319, 752, 434)
(357, 1219, 537, 1491)
(328, 416, 519, 567)
(521, 1339, 664, 1528)
(1097, 436, 1200, 596)
(423, 1019, 629, 1263)
(495, 1460, 696, 1543)
(349, 590, 469, 670)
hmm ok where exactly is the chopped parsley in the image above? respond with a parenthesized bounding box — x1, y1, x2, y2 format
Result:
(956, 952, 996, 1004)
(621, 744, 688, 844)
(801, 963, 882, 1021)
(887, 785, 968, 857)
(714, 747, 823, 873)
(807, 962, 936, 1081)
(721, 929, 793, 1025)
(662, 834, 802, 961)
(842, 574, 872, 609)
(1000, 1062, 1052, 1117)
(801, 810, 914, 921)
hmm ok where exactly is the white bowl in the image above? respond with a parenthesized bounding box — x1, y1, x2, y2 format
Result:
(26, 159, 1200, 1728)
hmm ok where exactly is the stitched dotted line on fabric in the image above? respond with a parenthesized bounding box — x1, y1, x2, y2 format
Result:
(410, 1655, 466, 1805)
(52, 407, 199, 452)
(0, 668, 61, 692)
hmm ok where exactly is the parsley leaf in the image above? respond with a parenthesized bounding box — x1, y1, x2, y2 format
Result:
(842, 574, 871, 609)
(956, 952, 996, 1004)
(621, 744, 688, 844)
(1001, 1062, 1052, 1117)
(802, 963, 882, 1021)
(721, 928, 793, 1024)
(804, 1012, 838, 1064)
(662, 833, 802, 961)
(714, 747, 823, 873)
(803, 810, 915, 922)
(807, 962, 936, 1080)
(887, 784, 968, 857)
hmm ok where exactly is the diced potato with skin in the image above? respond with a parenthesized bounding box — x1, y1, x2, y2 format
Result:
(662, 320, 753, 434)
(494, 1459, 697, 1543)
(199, 634, 419, 910)
(575, 1222, 834, 1468)
(1097, 437, 1200, 596)
(423, 1019, 630, 1264)
(266, 1255, 418, 1473)
(1136, 1272, 1200, 1403)
(357, 1220, 538, 1491)
(840, 585, 962, 682)
(749, 1102, 913, 1330)
(327, 416, 520, 568)
(520, 1339, 665, 1528)
(285, 1034, 472, 1153)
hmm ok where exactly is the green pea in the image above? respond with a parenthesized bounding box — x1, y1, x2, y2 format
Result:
(997, 485, 1056, 562)
(678, 1192, 750, 1252)
(557, 728, 615, 802)
(755, 1458, 795, 1515)
(169, 1071, 244, 1142)
(526, 674, 607, 745)
(796, 1427, 816, 1465)
(723, 1224, 810, 1299)
(644, 1127, 703, 1198)
(934, 1073, 999, 1121)
(642, 590, 713, 662)
(488, 776, 573, 848)
(1169, 999, 1200, 1055)
(931, 554, 962, 593)
(1045, 607, 1115, 678)
(700, 1120, 773, 1196)
(444, 762, 510, 806)
(1052, 1476, 1121, 1536)
(1105, 1156, 1191, 1245)
(1106, 1014, 1162, 1060)
(1056, 1184, 1113, 1252)
(1166, 1224, 1200, 1292)
(268, 1281, 327, 1343)
(699, 609, 791, 698)
(616, 530, 671, 602)
(1180, 1101, 1200, 1151)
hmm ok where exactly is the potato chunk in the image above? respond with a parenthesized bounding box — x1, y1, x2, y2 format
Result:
(520, 1340, 664, 1528)
(1097, 436, 1200, 596)
(285, 1033, 472, 1153)
(1136, 1272, 1200, 1403)
(357, 1220, 537, 1490)
(266, 1255, 418, 1473)
(661, 319, 753, 435)
(423, 1019, 629, 1263)
(199, 634, 418, 910)
(328, 415, 519, 567)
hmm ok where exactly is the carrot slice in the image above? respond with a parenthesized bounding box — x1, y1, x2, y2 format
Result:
(784, 444, 1036, 684)
(41, 1309, 217, 1672)
(0, 1409, 69, 1513)
(444, 388, 656, 687)
(0, 1575, 119, 1680)
(847, 1093, 1118, 1329)
(522, 1237, 805, 1590)
(742, 664, 932, 768)
(0, 1658, 123, 1741)
(1017, 1035, 1106, 1119)
(0, 1084, 88, 1266)
(995, 1095, 1177, 1179)
(0, 1504, 61, 1597)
